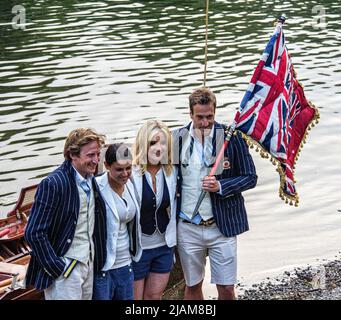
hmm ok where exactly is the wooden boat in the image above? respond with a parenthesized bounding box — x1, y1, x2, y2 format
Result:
(0, 185, 43, 300)
(0, 152, 184, 300)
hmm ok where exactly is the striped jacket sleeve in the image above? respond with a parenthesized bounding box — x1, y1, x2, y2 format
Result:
(24, 178, 65, 278)
(217, 132, 257, 198)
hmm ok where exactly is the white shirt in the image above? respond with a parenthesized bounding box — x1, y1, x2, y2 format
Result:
(111, 188, 136, 269)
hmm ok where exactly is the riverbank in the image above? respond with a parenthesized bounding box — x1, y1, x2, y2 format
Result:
(163, 255, 341, 300)
(238, 257, 341, 300)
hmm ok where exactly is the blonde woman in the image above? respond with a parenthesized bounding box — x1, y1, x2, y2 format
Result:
(132, 120, 177, 300)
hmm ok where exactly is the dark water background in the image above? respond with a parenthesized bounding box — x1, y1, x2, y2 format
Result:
(1, 0, 340, 295)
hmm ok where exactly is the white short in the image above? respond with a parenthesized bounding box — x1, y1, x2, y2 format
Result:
(44, 258, 93, 300)
(177, 220, 237, 287)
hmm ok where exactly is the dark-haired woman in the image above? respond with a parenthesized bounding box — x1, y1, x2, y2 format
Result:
(93, 143, 142, 300)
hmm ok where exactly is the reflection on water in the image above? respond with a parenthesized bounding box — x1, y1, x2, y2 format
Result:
(1, 0, 341, 294)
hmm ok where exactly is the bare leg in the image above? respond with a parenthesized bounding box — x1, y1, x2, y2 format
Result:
(134, 278, 145, 300)
(143, 272, 170, 300)
(184, 280, 204, 300)
(216, 284, 236, 300)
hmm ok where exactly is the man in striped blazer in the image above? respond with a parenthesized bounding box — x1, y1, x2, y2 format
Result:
(173, 87, 257, 300)
(24, 128, 107, 300)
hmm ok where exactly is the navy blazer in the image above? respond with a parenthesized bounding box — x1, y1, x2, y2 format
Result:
(24, 160, 107, 290)
(173, 122, 257, 238)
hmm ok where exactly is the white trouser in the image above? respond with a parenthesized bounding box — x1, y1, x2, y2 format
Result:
(44, 258, 94, 300)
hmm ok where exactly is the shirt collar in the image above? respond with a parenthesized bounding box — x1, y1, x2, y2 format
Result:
(145, 167, 163, 177)
(72, 165, 92, 186)
(189, 122, 214, 141)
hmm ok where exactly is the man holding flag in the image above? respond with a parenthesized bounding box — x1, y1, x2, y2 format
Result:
(174, 14, 318, 300)
(174, 87, 257, 300)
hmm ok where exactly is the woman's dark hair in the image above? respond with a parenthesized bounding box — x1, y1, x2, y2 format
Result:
(105, 143, 132, 166)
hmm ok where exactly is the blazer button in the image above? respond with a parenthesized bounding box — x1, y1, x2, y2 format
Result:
(176, 193, 180, 197)
(67, 239, 71, 244)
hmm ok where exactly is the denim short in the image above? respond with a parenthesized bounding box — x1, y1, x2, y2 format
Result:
(132, 245, 174, 281)
(92, 264, 134, 300)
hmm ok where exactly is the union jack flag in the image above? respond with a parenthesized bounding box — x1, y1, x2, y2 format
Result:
(233, 21, 319, 205)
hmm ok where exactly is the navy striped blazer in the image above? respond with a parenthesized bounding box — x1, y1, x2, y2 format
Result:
(24, 160, 107, 290)
(173, 122, 257, 238)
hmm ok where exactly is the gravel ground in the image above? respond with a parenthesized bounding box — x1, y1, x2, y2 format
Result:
(163, 257, 341, 300)
(237, 258, 341, 300)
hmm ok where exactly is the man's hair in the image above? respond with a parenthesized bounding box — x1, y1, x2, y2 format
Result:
(189, 87, 216, 113)
(63, 128, 106, 160)
(105, 143, 132, 166)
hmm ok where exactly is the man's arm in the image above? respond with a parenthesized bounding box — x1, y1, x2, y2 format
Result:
(24, 178, 65, 278)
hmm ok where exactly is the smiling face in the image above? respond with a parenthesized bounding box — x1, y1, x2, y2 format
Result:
(105, 160, 132, 188)
(190, 102, 215, 136)
(147, 131, 168, 165)
(70, 140, 101, 178)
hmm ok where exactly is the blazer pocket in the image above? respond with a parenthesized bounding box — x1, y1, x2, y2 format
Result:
(218, 196, 239, 208)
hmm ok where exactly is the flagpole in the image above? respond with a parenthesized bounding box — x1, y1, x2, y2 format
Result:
(203, 0, 209, 87)
(191, 123, 235, 218)
(277, 14, 286, 25)
(191, 14, 287, 218)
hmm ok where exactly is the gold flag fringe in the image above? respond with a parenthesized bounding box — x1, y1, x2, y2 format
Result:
(236, 95, 320, 207)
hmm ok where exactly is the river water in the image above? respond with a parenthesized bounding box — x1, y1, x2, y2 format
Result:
(1, 0, 340, 297)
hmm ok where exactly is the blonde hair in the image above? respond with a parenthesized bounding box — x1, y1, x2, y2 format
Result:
(64, 128, 106, 160)
(133, 120, 172, 176)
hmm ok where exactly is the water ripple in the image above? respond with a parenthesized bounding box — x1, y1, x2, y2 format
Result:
(1, 1, 341, 282)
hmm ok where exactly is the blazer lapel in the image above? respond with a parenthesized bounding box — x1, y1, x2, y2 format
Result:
(163, 167, 175, 202)
(211, 122, 225, 158)
(132, 167, 143, 207)
(98, 173, 119, 221)
(63, 161, 80, 219)
(126, 180, 140, 216)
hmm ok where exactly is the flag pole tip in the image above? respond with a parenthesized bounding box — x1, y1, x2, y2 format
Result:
(278, 14, 286, 24)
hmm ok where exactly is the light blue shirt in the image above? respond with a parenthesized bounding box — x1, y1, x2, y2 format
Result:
(72, 166, 93, 191)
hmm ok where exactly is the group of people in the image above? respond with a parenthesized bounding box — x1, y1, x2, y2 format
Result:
(24, 87, 258, 300)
